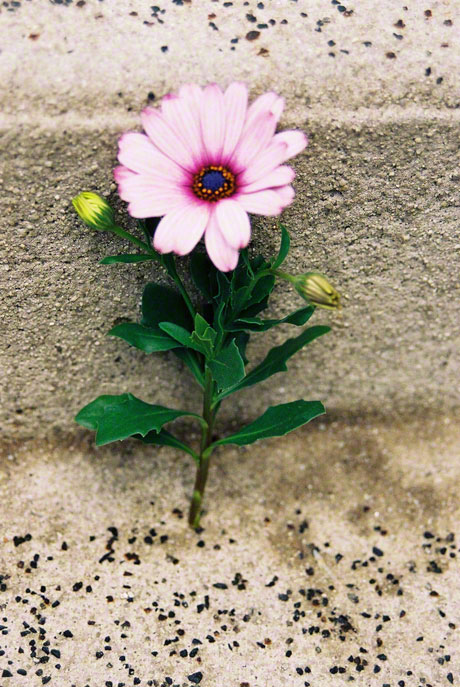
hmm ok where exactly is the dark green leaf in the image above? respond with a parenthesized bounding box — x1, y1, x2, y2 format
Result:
(208, 340, 245, 391)
(231, 306, 315, 332)
(172, 348, 205, 387)
(233, 331, 250, 365)
(137, 429, 198, 462)
(190, 313, 216, 358)
(271, 224, 290, 269)
(75, 393, 201, 446)
(217, 325, 330, 400)
(190, 252, 214, 300)
(211, 400, 325, 448)
(107, 322, 181, 353)
(159, 322, 202, 352)
(100, 254, 157, 265)
(142, 283, 193, 330)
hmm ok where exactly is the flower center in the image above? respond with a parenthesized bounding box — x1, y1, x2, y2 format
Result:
(192, 165, 235, 202)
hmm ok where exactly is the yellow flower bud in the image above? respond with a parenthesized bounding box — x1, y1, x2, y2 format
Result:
(72, 192, 115, 231)
(293, 272, 341, 310)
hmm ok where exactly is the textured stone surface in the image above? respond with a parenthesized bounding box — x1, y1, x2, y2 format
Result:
(0, 414, 459, 686)
(1, 0, 460, 440)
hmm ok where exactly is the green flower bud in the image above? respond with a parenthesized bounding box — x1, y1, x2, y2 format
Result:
(292, 272, 341, 310)
(72, 192, 115, 231)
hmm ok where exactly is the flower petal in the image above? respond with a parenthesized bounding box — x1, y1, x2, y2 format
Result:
(231, 111, 277, 172)
(274, 184, 295, 207)
(115, 169, 190, 218)
(141, 107, 196, 171)
(161, 92, 204, 165)
(215, 198, 251, 250)
(240, 165, 295, 194)
(221, 82, 248, 162)
(200, 83, 226, 163)
(236, 189, 285, 216)
(153, 202, 210, 256)
(239, 141, 289, 185)
(245, 92, 284, 129)
(272, 130, 308, 159)
(117, 132, 187, 183)
(205, 212, 240, 272)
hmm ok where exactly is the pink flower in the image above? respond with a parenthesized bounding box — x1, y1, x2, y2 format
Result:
(114, 83, 307, 272)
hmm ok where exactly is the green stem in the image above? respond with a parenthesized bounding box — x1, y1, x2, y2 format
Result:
(111, 225, 154, 254)
(189, 367, 215, 528)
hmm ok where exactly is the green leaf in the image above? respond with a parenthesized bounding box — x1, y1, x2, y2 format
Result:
(271, 224, 290, 269)
(100, 254, 157, 265)
(217, 325, 330, 400)
(142, 283, 193, 330)
(137, 429, 198, 462)
(190, 252, 214, 300)
(190, 313, 216, 358)
(75, 393, 201, 446)
(231, 306, 315, 332)
(159, 322, 202, 352)
(172, 348, 205, 387)
(107, 322, 181, 353)
(233, 331, 250, 365)
(210, 400, 325, 448)
(208, 340, 245, 391)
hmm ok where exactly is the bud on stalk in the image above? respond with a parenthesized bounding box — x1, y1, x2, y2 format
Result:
(72, 192, 115, 231)
(275, 270, 340, 310)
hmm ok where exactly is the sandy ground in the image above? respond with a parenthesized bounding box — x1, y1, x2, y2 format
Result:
(0, 414, 459, 686)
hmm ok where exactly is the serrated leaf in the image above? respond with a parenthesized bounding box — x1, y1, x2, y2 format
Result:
(233, 331, 250, 365)
(231, 306, 315, 332)
(100, 254, 157, 265)
(172, 348, 205, 387)
(75, 393, 201, 446)
(271, 224, 290, 269)
(141, 283, 192, 330)
(190, 252, 214, 300)
(211, 400, 325, 448)
(190, 313, 216, 358)
(217, 325, 330, 401)
(159, 322, 202, 352)
(208, 340, 245, 391)
(107, 322, 181, 353)
(137, 429, 198, 462)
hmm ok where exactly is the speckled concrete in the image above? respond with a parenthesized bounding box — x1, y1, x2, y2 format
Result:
(1, 1, 460, 440)
(1, 414, 459, 686)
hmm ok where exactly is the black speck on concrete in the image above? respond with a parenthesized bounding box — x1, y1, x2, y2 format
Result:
(188, 672, 203, 684)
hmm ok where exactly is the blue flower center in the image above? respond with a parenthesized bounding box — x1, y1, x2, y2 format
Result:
(192, 165, 236, 202)
(201, 170, 226, 192)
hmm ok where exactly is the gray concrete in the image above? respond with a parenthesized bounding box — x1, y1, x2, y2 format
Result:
(1, 414, 459, 686)
(1, 0, 460, 440)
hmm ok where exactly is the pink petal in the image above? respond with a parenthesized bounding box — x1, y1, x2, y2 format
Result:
(115, 170, 189, 218)
(274, 185, 295, 207)
(231, 111, 277, 172)
(221, 82, 248, 162)
(239, 141, 289, 186)
(236, 189, 285, 216)
(205, 212, 239, 272)
(161, 93, 203, 165)
(141, 107, 196, 171)
(153, 202, 210, 256)
(117, 132, 186, 183)
(215, 198, 251, 250)
(200, 83, 226, 163)
(245, 92, 284, 129)
(240, 165, 295, 194)
(272, 130, 308, 159)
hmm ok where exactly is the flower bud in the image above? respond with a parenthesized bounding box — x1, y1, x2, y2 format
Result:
(72, 192, 115, 231)
(293, 272, 340, 310)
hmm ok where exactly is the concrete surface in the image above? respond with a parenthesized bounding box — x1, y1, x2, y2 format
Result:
(1, 413, 459, 686)
(1, 1, 460, 439)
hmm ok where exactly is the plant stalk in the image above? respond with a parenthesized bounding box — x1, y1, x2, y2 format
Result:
(111, 225, 153, 253)
(189, 367, 215, 528)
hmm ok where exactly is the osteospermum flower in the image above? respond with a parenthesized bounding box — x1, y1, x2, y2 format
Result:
(114, 83, 307, 271)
